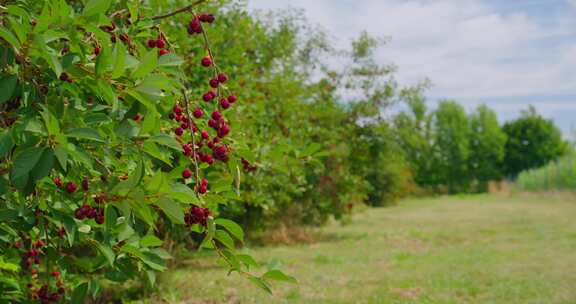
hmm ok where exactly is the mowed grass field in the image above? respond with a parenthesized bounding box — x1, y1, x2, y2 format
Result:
(154, 194, 576, 304)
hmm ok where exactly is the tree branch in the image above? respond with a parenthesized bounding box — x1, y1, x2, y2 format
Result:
(151, 0, 209, 20)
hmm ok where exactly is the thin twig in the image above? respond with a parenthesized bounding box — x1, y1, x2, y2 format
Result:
(182, 89, 202, 189)
(151, 0, 209, 20)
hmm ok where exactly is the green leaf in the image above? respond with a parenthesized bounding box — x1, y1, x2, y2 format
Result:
(83, 0, 112, 17)
(95, 43, 113, 76)
(0, 75, 17, 104)
(38, 104, 60, 136)
(0, 209, 19, 222)
(200, 217, 216, 248)
(156, 197, 184, 225)
(168, 183, 198, 204)
(0, 28, 21, 49)
(215, 218, 244, 243)
(104, 205, 117, 233)
(0, 131, 14, 159)
(111, 42, 126, 79)
(125, 89, 156, 111)
(140, 235, 163, 247)
(263, 269, 298, 284)
(126, 157, 144, 188)
(249, 277, 273, 294)
(71, 282, 89, 304)
(148, 135, 181, 150)
(143, 141, 171, 165)
(10, 146, 43, 190)
(66, 128, 105, 142)
(132, 50, 158, 79)
(95, 243, 115, 267)
(236, 254, 259, 270)
(30, 148, 55, 182)
(215, 229, 235, 250)
(54, 145, 68, 171)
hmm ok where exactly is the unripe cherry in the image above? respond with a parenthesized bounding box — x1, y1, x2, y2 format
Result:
(182, 169, 192, 179)
(219, 98, 230, 109)
(201, 56, 213, 67)
(217, 73, 228, 83)
(228, 95, 237, 103)
(53, 177, 62, 187)
(175, 127, 184, 136)
(193, 108, 204, 118)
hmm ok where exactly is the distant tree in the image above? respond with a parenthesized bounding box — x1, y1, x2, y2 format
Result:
(393, 88, 438, 188)
(433, 100, 471, 193)
(502, 106, 567, 177)
(469, 105, 508, 191)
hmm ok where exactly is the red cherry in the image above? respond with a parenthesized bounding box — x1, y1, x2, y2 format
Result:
(201, 56, 213, 67)
(59, 73, 69, 82)
(199, 13, 215, 23)
(81, 178, 89, 191)
(175, 128, 184, 136)
(209, 78, 219, 88)
(173, 105, 183, 115)
(228, 95, 237, 103)
(133, 113, 141, 121)
(156, 39, 166, 49)
(218, 124, 230, 138)
(211, 111, 222, 121)
(65, 182, 77, 194)
(217, 73, 228, 83)
(208, 119, 218, 129)
(182, 169, 192, 179)
(193, 108, 204, 118)
(159, 49, 170, 56)
(53, 177, 62, 187)
(203, 91, 216, 102)
(201, 130, 210, 139)
(51, 271, 60, 278)
(93, 46, 101, 56)
(147, 39, 157, 48)
(219, 98, 230, 109)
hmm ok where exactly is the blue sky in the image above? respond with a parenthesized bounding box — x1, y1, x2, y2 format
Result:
(248, 0, 576, 137)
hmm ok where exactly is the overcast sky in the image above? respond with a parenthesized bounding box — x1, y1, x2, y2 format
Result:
(247, 0, 576, 136)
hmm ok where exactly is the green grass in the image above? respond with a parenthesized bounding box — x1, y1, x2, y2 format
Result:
(154, 194, 576, 303)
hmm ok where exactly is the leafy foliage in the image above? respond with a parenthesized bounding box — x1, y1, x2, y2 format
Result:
(503, 106, 567, 178)
(0, 0, 291, 302)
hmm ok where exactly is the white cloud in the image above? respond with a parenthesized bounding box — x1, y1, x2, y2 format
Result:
(248, 0, 576, 100)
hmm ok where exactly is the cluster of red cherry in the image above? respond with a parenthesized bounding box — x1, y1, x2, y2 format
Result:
(185, 206, 211, 226)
